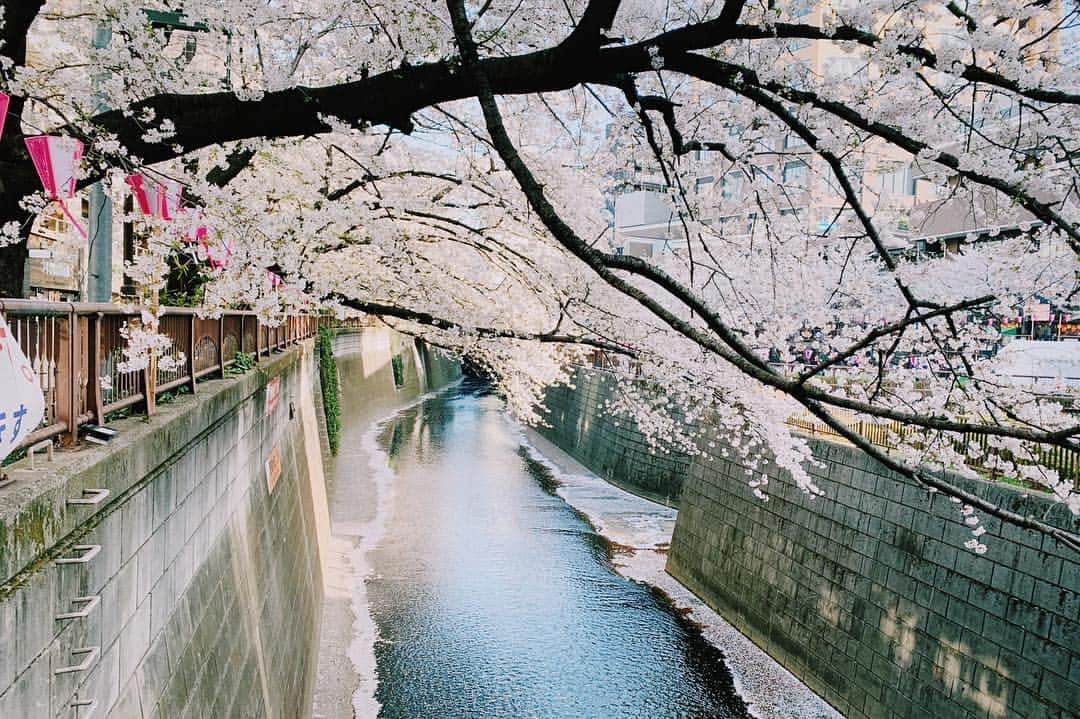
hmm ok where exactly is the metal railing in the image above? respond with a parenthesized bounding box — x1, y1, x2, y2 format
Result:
(787, 410, 1080, 492)
(579, 350, 1079, 491)
(1, 299, 319, 450)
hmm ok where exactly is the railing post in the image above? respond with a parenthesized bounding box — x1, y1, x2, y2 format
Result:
(56, 309, 77, 446)
(218, 316, 226, 379)
(141, 363, 156, 417)
(255, 319, 261, 360)
(86, 313, 104, 425)
(188, 315, 197, 394)
(239, 316, 246, 355)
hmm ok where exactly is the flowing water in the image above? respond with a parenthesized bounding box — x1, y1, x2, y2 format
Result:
(364, 379, 752, 719)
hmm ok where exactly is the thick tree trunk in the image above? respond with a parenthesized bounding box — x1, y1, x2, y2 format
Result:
(0, 160, 38, 298)
(0, 1, 47, 297)
(0, 242, 27, 297)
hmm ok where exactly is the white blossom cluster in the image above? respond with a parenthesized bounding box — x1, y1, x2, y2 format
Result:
(7, 0, 1080, 551)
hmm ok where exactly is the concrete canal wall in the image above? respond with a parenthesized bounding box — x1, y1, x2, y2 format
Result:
(538, 368, 689, 507)
(311, 327, 461, 719)
(0, 325, 461, 719)
(0, 342, 328, 719)
(329, 328, 461, 403)
(542, 367, 1080, 719)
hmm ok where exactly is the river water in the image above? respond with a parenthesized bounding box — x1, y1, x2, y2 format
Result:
(363, 379, 750, 718)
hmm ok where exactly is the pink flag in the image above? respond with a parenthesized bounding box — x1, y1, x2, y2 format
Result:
(125, 174, 183, 221)
(200, 233, 231, 269)
(159, 180, 182, 220)
(24, 135, 86, 238)
(125, 173, 159, 216)
(182, 213, 209, 245)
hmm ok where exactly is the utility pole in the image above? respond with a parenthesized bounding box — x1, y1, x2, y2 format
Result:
(85, 10, 218, 303)
(86, 21, 113, 302)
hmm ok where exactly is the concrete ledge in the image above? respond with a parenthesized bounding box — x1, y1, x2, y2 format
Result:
(0, 343, 309, 595)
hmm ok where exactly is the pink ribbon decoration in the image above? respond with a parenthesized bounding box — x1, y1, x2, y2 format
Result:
(125, 174, 183, 220)
(125, 173, 160, 216)
(178, 207, 208, 244)
(159, 179, 182, 220)
(24, 135, 86, 238)
(207, 236, 232, 269)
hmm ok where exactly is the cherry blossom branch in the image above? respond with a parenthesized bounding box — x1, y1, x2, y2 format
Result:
(799, 395, 1080, 553)
(794, 296, 996, 384)
(448, 0, 1080, 452)
(338, 297, 636, 355)
(651, 20, 1080, 105)
(448, 3, 1080, 549)
(664, 52, 1080, 254)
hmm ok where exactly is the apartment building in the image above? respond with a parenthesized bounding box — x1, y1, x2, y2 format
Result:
(610, 1, 1071, 260)
(18, 2, 230, 299)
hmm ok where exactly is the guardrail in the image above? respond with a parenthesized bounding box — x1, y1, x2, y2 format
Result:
(1, 299, 320, 450)
(580, 350, 1079, 491)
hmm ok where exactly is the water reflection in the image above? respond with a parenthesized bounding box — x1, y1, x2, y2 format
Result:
(367, 380, 750, 718)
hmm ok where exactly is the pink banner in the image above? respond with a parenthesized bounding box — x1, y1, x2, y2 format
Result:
(25, 135, 87, 238)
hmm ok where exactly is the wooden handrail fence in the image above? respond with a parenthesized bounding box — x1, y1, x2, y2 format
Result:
(1, 299, 323, 451)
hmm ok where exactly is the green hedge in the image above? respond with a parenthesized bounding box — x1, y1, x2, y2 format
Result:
(317, 327, 341, 455)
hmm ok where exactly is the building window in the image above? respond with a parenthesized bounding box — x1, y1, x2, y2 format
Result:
(40, 206, 69, 234)
(877, 164, 916, 196)
(784, 134, 807, 150)
(721, 172, 742, 200)
(783, 160, 809, 187)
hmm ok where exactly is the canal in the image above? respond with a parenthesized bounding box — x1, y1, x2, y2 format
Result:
(363, 379, 749, 718)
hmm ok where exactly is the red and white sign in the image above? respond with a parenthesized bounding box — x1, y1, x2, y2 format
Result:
(265, 375, 281, 416)
(0, 314, 46, 465)
(24, 135, 86, 238)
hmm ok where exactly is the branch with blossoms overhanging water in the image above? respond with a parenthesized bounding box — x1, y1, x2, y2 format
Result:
(2, 0, 1079, 553)
(446, 0, 1080, 553)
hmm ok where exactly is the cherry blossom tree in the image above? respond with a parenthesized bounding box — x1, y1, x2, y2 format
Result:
(2, 0, 1079, 549)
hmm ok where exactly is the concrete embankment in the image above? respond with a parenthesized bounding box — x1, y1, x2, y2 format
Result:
(537, 368, 689, 507)
(540, 366, 1080, 719)
(311, 328, 461, 719)
(0, 341, 328, 718)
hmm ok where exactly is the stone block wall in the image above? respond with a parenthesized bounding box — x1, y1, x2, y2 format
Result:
(0, 343, 326, 718)
(537, 368, 689, 507)
(670, 436, 1080, 719)
(538, 367, 1079, 719)
(329, 328, 460, 401)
